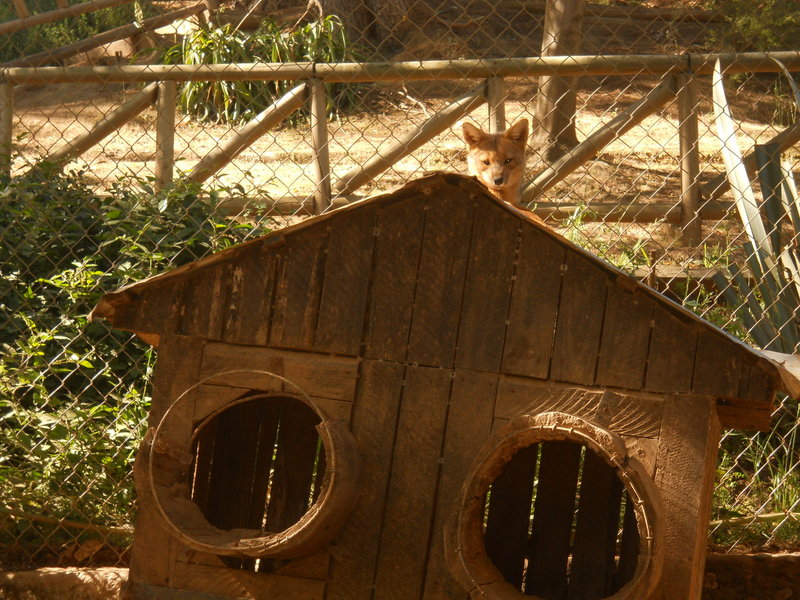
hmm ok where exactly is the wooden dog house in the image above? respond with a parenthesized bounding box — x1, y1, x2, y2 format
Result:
(92, 173, 800, 600)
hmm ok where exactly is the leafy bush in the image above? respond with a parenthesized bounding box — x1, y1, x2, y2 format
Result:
(0, 164, 270, 564)
(163, 16, 364, 124)
(709, 0, 800, 52)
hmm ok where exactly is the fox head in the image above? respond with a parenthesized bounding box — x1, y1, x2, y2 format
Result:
(461, 119, 529, 205)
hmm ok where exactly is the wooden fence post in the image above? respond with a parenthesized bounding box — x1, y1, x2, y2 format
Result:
(676, 73, 702, 246)
(0, 82, 12, 178)
(12, 0, 30, 18)
(309, 79, 331, 215)
(486, 76, 506, 134)
(155, 81, 177, 193)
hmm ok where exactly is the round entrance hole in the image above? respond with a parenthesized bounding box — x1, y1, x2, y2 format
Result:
(144, 372, 359, 560)
(447, 411, 663, 600)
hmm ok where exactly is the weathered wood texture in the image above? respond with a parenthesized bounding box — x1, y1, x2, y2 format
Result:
(95, 174, 779, 430)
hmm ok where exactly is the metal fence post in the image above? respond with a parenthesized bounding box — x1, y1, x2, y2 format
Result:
(309, 78, 331, 215)
(0, 82, 13, 178)
(486, 76, 506, 133)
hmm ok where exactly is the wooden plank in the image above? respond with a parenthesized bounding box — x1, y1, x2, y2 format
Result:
(170, 561, 325, 599)
(484, 444, 538, 590)
(266, 399, 321, 532)
(364, 194, 427, 361)
(653, 394, 720, 600)
(614, 494, 641, 591)
(502, 225, 566, 378)
(568, 450, 624, 599)
(129, 334, 206, 590)
(373, 366, 452, 600)
(325, 360, 405, 600)
(406, 191, 473, 367)
(200, 343, 358, 403)
(314, 207, 378, 355)
(595, 285, 654, 389)
(604, 393, 663, 439)
(178, 264, 229, 341)
(423, 370, 498, 600)
(134, 278, 185, 339)
(495, 377, 603, 421)
(644, 305, 697, 393)
(550, 250, 610, 385)
(455, 201, 519, 372)
(269, 226, 328, 350)
(222, 242, 282, 346)
(692, 331, 744, 399)
(525, 440, 581, 598)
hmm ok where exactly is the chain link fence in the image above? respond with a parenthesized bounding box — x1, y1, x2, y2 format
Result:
(1, 0, 800, 571)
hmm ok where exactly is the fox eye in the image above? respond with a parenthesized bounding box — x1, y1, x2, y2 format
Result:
(482, 159, 490, 166)
(504, 158, 513, 165)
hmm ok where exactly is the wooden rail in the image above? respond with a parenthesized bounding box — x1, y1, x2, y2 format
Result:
(0, 0, 139, 37)
(3, 51, 800, 216)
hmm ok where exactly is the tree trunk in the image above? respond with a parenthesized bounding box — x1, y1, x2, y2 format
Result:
(533, 0, 586, 162)
(316, 0, 411, 52)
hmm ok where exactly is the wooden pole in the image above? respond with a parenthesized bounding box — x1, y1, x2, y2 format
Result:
(0, 82, 13, 177)
(308, 79, 331, 215)
(12, 0, 31, 18)
(155, 81, 177, 193)
(333, 84, 486, 196)
(4, 52, 800, 85)
(0, 0, 134, 36)
(701, 119, 800, 202)
(486, 76, 506, 134)
(1, 2, 207, 68)
(522, 77, 677, 202)
(46, 82, 158, 164)
(676, 73, 702, 245)
(55, 0, 69, 8)
(187, 83, 307, 185)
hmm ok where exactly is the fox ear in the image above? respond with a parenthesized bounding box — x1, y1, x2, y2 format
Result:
(503, 119, 529, 146)
(461, 122, 488, 147)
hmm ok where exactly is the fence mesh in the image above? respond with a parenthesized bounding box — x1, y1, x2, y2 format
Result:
(1, 0, 800, 571)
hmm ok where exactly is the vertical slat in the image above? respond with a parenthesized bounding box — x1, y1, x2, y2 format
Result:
(0, 82, 13, 177)
(550, 251, 609, 385)
(503, 226, 566, 377)
(406, 192, 474, 367)
(423, 370, 498, 600)
(308, 78, 331, 215)
(269, 228, 328, 349)
(486, 75, 506, 134)
(373, 366, 452, 600)
(364, 194, 427, 361)
(456, 202, 519, 372)
(484, 444, 539, 590)
(155, 80, 176, 193)
(315, 208, 377, 355)
(525, 440, 582, 598)
(595, 285, 653, 389)
(677, 73, 702, 245)
(178, 264, 229, 340)
(266, 400, 321, 531)
(692, 331, 742, 399)
(222, 243, 282, 346)
(244, 402, 281, 528)
(324, 360, 405, 600)
(654, 394, 721, 600)
(189, 417, 218, 515)
(614, 495, 640, 592)
(645, 305, 697, 393)
(568, 451, 624, 599)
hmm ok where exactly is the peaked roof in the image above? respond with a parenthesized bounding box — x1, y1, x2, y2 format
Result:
(91, 172, 798, 430)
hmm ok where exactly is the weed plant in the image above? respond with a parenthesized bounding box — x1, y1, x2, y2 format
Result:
(164, 16, 363, 125)
(0, 164, 270, 566)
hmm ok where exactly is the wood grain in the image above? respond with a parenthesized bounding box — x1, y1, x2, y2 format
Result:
(645, 305, 697, 393)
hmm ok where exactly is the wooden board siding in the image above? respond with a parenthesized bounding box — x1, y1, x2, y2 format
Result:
(363, 194, 428, 362)
(406, 192, 473, 368)
(455, 201, 520, 372)
(177, 263, 229, 340)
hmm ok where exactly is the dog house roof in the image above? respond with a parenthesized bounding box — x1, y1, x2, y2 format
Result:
(92, 172, 799, 430)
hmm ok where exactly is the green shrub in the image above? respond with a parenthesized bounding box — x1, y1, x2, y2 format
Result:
(0, 164, 270, 563)
(164, 16, 364, 124)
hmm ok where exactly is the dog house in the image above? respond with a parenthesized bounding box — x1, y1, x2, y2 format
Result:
(92, 173, 800, 600)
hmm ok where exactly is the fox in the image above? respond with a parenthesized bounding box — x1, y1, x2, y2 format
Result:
(460, 119, 529, 206)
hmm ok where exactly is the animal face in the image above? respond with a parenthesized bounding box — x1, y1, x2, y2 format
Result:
(461, 119, 529, 206)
